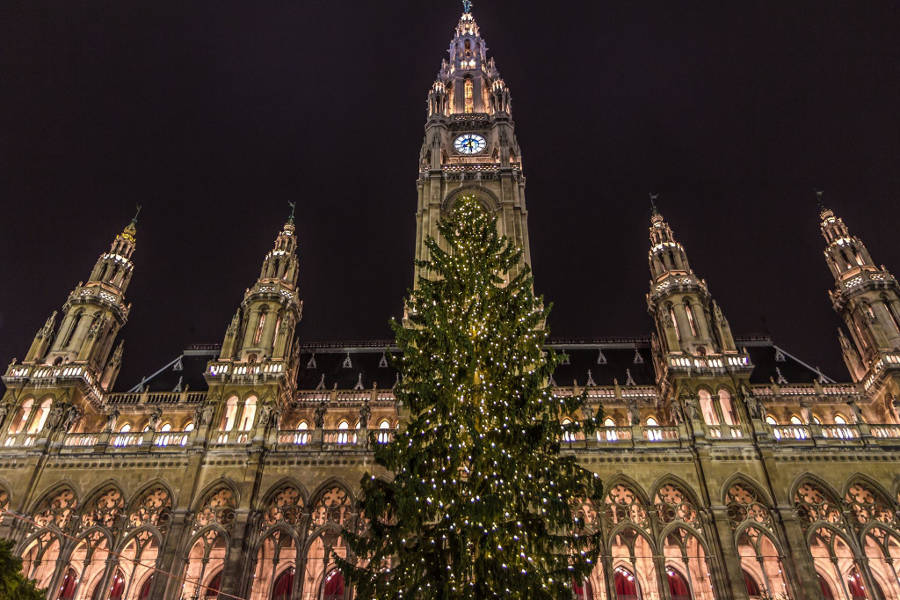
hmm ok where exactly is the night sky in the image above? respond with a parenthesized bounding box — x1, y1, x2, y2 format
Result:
(1, 1, 898, 389)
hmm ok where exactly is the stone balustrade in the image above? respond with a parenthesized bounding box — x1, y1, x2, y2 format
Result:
(2, 421, 900, 453)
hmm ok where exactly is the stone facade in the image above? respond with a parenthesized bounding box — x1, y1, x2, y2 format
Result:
(2, 6, 900, 600)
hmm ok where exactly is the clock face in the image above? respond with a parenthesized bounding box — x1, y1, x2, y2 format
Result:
(454, 133, 486, 155)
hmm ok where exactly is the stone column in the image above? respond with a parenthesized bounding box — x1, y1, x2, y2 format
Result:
(91, 555, 119, 600)
(600, 552, 617, 600)
(153, 509, 191, 600)
(774, 507, 822, 600)
(219, 509, 251, 599)
(709, 508, 751, 600)
(654, 553, 672, 600)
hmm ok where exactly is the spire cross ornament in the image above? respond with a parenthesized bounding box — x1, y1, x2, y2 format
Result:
(462, 0, 472, 14)
(131, 204, 142, 224)
(649, 193, 659, 215)
(287, 201, 296, 223)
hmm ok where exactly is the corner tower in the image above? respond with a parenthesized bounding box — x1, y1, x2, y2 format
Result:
(204, 210, 303, 415)
(1, 214, 138, 437)
(819, 199, 900, 417)
(415, 1, 529, 281)
(645, 202, 753, 426)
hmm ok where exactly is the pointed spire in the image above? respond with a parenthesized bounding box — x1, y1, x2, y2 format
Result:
(815, 190, 827, 217)
(287, 201, 296, 225)
(649, 193, 660, 219)
(121, 204, 140, 241)
(462, 0, 472, 14)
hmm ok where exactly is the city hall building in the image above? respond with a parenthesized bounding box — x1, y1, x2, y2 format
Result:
(2, 5, 900, 600)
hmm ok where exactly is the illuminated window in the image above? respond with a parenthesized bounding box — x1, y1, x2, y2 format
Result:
(464, 79, 474, 113)
(337, 420, 350, 444)
(239, 396, 257, 431)
(27, 399, 52, 434)
(221, 396, 239, 432)
(272, 314, 282, 343)
(119, 424, 131, 433)
(253, 309, 267, 345)
(377, 419, 391, 444)
(603, 417, 618, 441)
(765, 415, 778, 425)
(718, 389, 738, 425)
(561, 418, 576, 443)
(834, 414, 847, 425)
(297, 421, 309, 445)
(668, 305, 681, 341)
(183, 422, 194, 432)
(646, 416, 662, 441)
(698, 390, 718, 425)
(685, 303, 698, 336)
(9, 398, 33, 434)
(790, 415, 803, 425)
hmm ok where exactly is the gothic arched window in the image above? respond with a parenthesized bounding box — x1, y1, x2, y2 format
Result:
(464, 78, 474, 113)
(253, 307, 268, 345)
(63, 310, 84, 348)
(239, 396, 257, 432)
(719, 389, 738, 425)
(684, 302, 698, 336)
(27, 398, 52, 434)
(220, 397, 238, 432)
(9, 398, 33, 434)
(698, 390, 718, 426)
(668, 305, 681, 341)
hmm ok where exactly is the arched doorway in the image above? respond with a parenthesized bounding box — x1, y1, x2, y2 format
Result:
(56, 568, 78, 600)
(108, 569, 126, 600)
(204, 571, 222, 599)
(666, 568, 691, 600)
(272, 567, 294, 600)
(321, 569, 344, 600)
(614, 566, 639, 600)
(818, 573, 836, 600)
(848, 566, 869, 599)
(573, 577, 593, 599)
(742, 569, 761, 599)
(90, 568, 125, 600)
(138, 575, 154, 600)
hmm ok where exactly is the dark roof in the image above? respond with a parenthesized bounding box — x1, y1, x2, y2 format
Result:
(120, 336, 835, 394)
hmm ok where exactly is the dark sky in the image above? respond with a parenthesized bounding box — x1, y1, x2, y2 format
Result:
(1, 1, 899, 389)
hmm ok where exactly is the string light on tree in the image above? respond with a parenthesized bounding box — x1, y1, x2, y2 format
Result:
(336, 195, 603, 599)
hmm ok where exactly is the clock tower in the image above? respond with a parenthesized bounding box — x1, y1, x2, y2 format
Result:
(415, 2, 530, 281)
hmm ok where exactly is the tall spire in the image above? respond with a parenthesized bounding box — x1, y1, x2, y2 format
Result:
(4, 218, 138, 396)
(646, 202, 742, 360)
(415, 5, 527, 284)
(210, 214, 302, 369)
(819, 199, 900, 391)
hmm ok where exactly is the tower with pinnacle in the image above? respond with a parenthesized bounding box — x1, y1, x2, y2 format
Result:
(645, 201, 753, 428)
(819, 199, 900, 419)
(415, 1, 530, 282)
(203, 209, 303, 430)
(2, 214, 138, 436)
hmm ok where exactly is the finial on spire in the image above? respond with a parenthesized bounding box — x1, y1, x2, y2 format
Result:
(462, 0, 472, 14)
(815, 190, 832, 219)
(287, 201, 296, 224)
(649, 193, 660, 217)
(122, 204, 140, 239)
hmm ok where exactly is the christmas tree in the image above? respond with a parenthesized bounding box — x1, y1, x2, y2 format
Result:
(338, 195, 603, 599)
